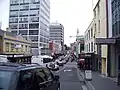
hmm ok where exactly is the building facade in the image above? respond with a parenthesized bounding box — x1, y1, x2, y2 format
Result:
(84, 20, 95, 53)
(0, 29, 31, 55)
(9, 0, 50, 55)
(50, 23, 64, 51)
(49, 41, 61, 55)
(107, 0, 120, 78)
(84, 0, 108, 76)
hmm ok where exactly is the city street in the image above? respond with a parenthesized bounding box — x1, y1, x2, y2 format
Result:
(55, 61, 87, 90)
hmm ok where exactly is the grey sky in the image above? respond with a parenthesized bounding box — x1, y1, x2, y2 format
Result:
(0, 0, 98, 45)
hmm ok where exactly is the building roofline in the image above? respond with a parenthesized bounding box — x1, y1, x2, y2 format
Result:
(93, 0, 100, 11)
(84, 18, 94, 34)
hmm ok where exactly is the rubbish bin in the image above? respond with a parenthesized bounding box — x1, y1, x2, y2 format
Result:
(117, 72, 120, 85)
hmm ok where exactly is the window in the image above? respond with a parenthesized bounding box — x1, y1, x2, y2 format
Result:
(10, 0, 18, 5)
(98, 20, 100, 33)
(9, 18, 18, 23)
(19, 24, 28, 29)
(94, 10, 96, 18)
(20, 5, 29, 11)
(9, 24, 18, 29)
(25, 45, 27, 52)
(19, 18, 28, 23)
(16, 70, 34, 90)
(19, 11, 29, 17)
(29, 17, 39, 22)
(89, 43, 90, 52)
(43, 68, 53, 80)
(29, 36, 38, 41)
(11, 43, 14, 52)
(91, 28, 93, 37)
(10, 12, 18, 17)
(95, 23, 96, 34)
(0, 71, 14, 90)
(12, 31, 17, 35)
(98, 5, 100, 15)
(31, 0, 40, 4)
(29, 30, 39, 35)
(29, 23, 39, 29)
(30, 4, 40, 10)
(21, 45, 23, 52)
(35, 68, 47, 83)
(19, 30, 28, 35)
(91, 42, 93, 52)
(31, 43, 38, 48)
(19, 0, 29, 4)
(5, 43, 9, 52)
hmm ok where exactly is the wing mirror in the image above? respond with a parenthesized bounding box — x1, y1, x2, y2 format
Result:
(54, 75, 60, 80)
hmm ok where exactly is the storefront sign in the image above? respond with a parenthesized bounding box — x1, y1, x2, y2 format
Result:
(95, 38, 116, 44)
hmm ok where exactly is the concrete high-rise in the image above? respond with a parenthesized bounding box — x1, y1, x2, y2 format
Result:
(50, 23, 64, 51)
(9, 0, 50, 55)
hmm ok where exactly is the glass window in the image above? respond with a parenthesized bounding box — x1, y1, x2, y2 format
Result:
(9, 18, 18, 23)
(0, 71, 14, 90)
(19, 30, 28, 35)
(29, 36, 38, 41)
(43, 68, 53, 80)
(98, 20, 100, 33)
(29, 17, 39, 22)
(11, 43, 14, 52)
(91, 28, 93, 37)
(5, 43, 9, 52)
(91, 42, 93, 52)
(19, 24, 28, 29)
(10, 0, 18, 5)
(29, 30, 39, 35)
(29, 23, 39, 29)
(9, 24, 18, 29)
(16, 70, 34, 90)
(12, 31, 17, 35)
(95, 23, 96, 34)
(35, 68, 47, 83)
(19, 11, 29, 17)
(31, 43, 38, 48)
(19, 18, 28, 23)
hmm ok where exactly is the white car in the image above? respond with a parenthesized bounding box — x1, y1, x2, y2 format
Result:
(47, 62, 59, 71)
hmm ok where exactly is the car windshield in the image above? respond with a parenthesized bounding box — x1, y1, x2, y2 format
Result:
(0, 71, 13, 90)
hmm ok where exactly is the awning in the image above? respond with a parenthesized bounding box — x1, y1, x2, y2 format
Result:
(95, 38, 116, 45)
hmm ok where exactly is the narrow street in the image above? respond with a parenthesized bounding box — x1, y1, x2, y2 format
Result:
(55, 61, 87, 90)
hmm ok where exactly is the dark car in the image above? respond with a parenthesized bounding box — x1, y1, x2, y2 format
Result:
(0, 62, 60, 90)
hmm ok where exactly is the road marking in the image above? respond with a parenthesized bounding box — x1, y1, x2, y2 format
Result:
(82, 85, 88, 90)
(64, 69, 72, 72)
(55, 66, 66, 73)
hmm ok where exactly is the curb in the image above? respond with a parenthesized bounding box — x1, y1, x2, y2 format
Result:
(77, 68, 95, 90)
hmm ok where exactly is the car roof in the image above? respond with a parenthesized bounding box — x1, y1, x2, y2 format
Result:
(0, 62, 45, 72)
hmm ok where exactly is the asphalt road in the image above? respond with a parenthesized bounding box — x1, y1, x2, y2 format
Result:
(56, 62, 83, 90)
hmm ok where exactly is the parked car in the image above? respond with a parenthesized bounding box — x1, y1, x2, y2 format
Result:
(46, 62, 59, 71)
(0, 62, 60, 90)
(56, 60, 64, 66)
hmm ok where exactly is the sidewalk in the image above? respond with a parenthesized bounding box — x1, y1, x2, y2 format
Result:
(79, 70, 120, 90)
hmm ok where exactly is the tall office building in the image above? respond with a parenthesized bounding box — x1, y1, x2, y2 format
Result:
(9, 0, 50, 55)
(50, 23, 64, 51)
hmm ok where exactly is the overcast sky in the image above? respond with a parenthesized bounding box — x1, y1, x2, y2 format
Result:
(0, 0, 98, 45)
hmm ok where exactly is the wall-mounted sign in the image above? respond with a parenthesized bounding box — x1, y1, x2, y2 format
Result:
(95, 38, 116, 44)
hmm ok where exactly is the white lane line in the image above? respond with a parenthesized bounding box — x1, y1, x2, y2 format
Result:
(55, 66, 66, 73)
(82, 85, 88, 90)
